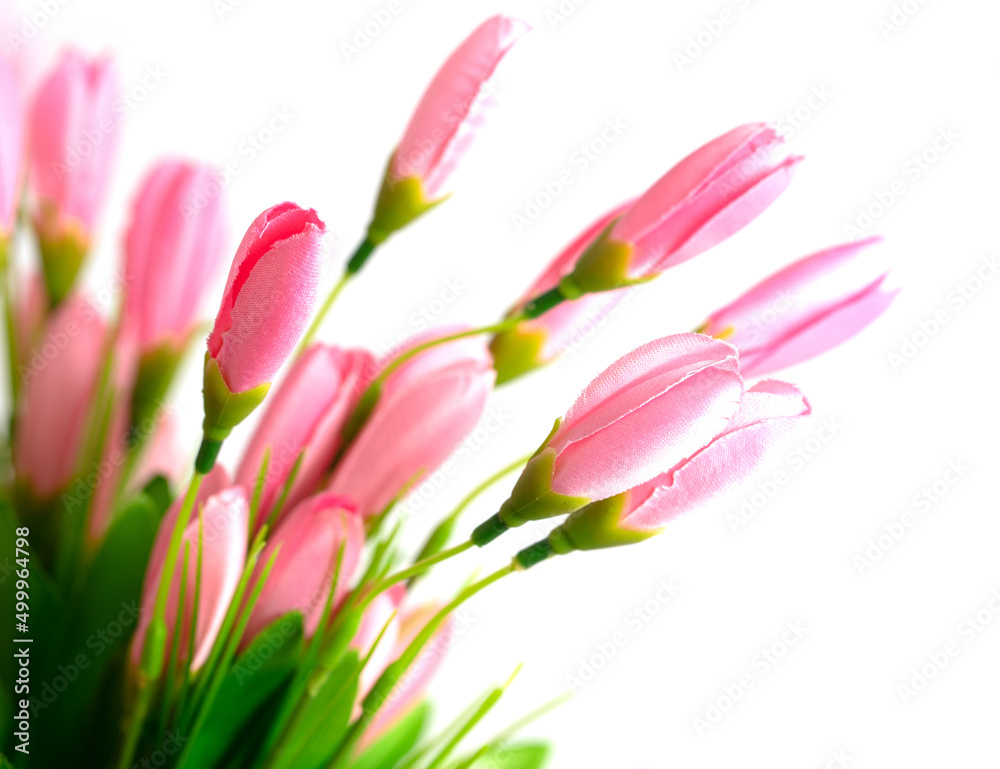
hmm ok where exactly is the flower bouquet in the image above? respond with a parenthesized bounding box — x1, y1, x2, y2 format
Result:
(0, 15, 897, 769)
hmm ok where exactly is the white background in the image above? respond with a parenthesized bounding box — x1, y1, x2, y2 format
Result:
(6, 0, 1000, 766)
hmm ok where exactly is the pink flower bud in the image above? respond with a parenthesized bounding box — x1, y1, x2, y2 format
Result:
(242, 493, 363, 642)
(28, 49, 120, 238)
(328, 330, 495, 519)
(132, 470, 248, 671)
(491, 203, 632, 383)
(565, 124, 801, 294)
(14, 294, 106, 499)
(207, 202, 327, 394)
(473, 333, 743, 545)
(236, 345, 373, 528)
(0, 52, 24, 236)
(124, 159, 228, 352)
(391, 15, 529, 200)
(703, 236, 899, 378)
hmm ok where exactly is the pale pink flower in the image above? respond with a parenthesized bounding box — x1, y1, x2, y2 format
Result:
(242, 493, 363, 642)
(207, 202, 327, 393)
(236, 345, 374, 528)
(328, 329, 495, 519)
(391, 15, 529, 198)
(28, 49, 120, 237)
(703, 236, 899, 377)
(131, 470, 247, 671)
(124, 159, 228, 352)
(352, 585, 405, 698)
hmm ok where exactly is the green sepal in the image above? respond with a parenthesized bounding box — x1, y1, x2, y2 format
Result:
(367, 155, 445, 245)
(550, 493, 660, 552)
(497, 446, 591, 528)
(36, 222, 88, 308)
(201, 354, 270, 442)
(130, 339, 187, 435)
(489, 324, 549, 386)
(560, 223, 650, 296)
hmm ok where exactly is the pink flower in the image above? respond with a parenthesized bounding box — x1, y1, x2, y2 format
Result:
(551, 381, 810, 551)
(491, 203, 633, 383)
(129, 410, 187, 494)
(242, 493, 363, 643)
(236, 345, 373, 528)
(124, 159, 228, 353)
(10, 271, 45, 368)
(360, 603, 452, 747)
(14, 295, 106, 499)
(565, 124, 801, 293)
(207, 202, 327, 394)
(391, 15, 529, 200)
(28, 49, 120, 237)
(473, 333, 744, 544)
(352, 585, 405, 698)
(0, 52, 24, 236)
(328, 330, 495, 519)
(703, 236, 899, 378)
(131, 470, 247, 671)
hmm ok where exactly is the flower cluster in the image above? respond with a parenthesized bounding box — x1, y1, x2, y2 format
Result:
(0, 16, 896, 769)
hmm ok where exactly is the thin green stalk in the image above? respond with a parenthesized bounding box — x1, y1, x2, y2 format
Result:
(296, 271, 352, 356)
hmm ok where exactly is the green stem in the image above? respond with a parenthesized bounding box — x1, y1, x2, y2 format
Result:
(356, 540, 473, 613)
(329, 563, 517, 768)
(522, 286, 566, 319)
(296, 271, 353, 357)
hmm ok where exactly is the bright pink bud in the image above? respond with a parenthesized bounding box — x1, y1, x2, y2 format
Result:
(14, 295, 106, 499)
(703, 236, 899, 378)
(207, 202, 327, 394)
(391, 15, 529, 198)
(28, 49, 120, 237)
(360, 604, 453, 747)
(547, 333, 744, 501)
(491, 203, 633, 383)
(236, 345, 373, 528)
(621, 380, 809, 531)
(615, 123, 800, 277)
(124, 159, 228, 352)
(328, 330, 495, 519)
(132, 470, 248, 670)
(0, 52, 24, 235)
(242, 493, 363, 642)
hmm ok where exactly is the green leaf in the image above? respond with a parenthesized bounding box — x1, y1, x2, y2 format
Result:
(271, 651, 361, 769)
(349, 702, 430, 769)
(470, 742, 550, 769)
(181, 612, 304, 769)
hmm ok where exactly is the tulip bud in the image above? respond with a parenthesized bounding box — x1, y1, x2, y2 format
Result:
(472, 333, 743, 545)
(562, 124, 801, 296)
(28, 50, 120, 305)
(14, 295, 106, 502)
(242, 493, 363, 643)
(124, 159, 228, 428)
(359, 15, 528, 261)
(131, 471, 247, 671)
(521, 381, 810, 564)
(0, 52, 24, 256)
(237, 345, 373, 529)
(701, 237, 899, 378)
(328, 329, 495, 520)
(490, 203, 632, 383)
(199, 202, 327, 472)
